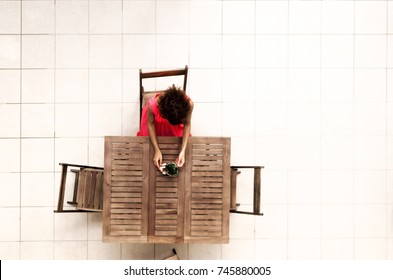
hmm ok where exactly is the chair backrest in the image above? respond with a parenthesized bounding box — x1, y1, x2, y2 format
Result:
(139, 66, 188, 127)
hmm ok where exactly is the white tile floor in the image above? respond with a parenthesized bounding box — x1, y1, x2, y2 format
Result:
(0, 0, 393, 260)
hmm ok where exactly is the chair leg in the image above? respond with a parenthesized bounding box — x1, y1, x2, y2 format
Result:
(56, 164, 68, 212)
(67, 169, 80, 206)
(183, 65, 188, 92)
(230, 168, 239, 211)
(253, 167, 262, 215)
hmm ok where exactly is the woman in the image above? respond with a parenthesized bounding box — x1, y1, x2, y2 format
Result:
(137, 85, 193, 168)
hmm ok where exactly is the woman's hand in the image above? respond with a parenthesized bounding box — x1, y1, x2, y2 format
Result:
(176, 150, 186, 167)
(153, 150, 162, 168)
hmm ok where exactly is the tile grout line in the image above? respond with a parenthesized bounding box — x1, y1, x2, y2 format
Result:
(19, 0, 23, 260)
(286, 0, 290, 260)
(87, 0, 90, 260)
(154, 0, 157, 76)
(319, 0, 322, 260)
(253, 0, 257, 261)
(353, 1, 356, 260)
(12, 31, 393, 36)
(53, 0, 57, 260)
(120, 0, 124, 138)
(386, 0, 389, 260)
(10, 66, 393, 71)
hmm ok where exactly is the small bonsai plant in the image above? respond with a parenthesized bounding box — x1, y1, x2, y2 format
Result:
(159, 162, 178, 177)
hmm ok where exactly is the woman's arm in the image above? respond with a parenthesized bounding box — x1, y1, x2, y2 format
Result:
(147, 103, 162, 168)
(177, 100, 194, 167)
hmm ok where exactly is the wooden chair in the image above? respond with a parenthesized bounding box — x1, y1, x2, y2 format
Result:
(139, 65, 188, 128)
(54, 163, 104, 213)
(230, 166, 264, 216)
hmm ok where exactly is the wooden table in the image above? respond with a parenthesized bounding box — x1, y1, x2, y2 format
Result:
(103, 136, 231, 243)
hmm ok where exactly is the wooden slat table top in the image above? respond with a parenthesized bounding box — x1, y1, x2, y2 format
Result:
(103, 136, 231, 244)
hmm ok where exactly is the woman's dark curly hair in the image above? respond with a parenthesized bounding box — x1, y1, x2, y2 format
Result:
(158, 85, 191, 125)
